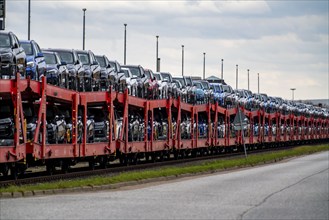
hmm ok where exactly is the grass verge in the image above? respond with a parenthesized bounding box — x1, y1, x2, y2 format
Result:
(1, 144, 328, 193)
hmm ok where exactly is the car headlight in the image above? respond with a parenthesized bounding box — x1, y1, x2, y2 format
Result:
(1, 53, 13, 61)
(27, 61, 35, 68)
(47, 69, 57, 74)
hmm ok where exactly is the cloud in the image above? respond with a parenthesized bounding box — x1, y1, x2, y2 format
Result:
(4, 0, 329, 100)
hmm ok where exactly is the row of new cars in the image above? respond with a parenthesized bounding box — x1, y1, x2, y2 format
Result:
(1, 31, 328, 120)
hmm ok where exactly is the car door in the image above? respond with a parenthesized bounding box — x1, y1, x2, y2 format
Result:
(89, 52, 101, 77)
(33, 42, 46, 77)
(11, 34, 26, 66)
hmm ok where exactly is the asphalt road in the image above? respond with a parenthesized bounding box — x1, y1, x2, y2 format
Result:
(1, 151, 328, 220)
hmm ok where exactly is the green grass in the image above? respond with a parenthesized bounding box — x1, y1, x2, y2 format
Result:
(1, 144, 328, 193)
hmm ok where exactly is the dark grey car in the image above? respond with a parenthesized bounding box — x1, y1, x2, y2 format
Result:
(0, 31, 26, 79)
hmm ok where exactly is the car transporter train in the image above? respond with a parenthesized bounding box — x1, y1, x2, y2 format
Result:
(0, 72, 328, 178)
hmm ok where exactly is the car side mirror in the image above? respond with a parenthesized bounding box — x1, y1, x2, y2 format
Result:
(61, 61, 67, 66)
(37, 52, 44, 58)
(92, 61, 98, 65)
(75, 60, 80, 65)
(12, 43, 19, 49)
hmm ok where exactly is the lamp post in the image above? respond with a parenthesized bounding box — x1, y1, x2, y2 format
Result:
(257, 73, 260, 94)
(203, 52, 206, 80)
(28, 0, 31, 40)
(82, 8, 86, 50)
(290, 88, 296, 100)
(247, 69, 250, 90)
(181, 45, 184, 76)
(221, 59, 224, 80)
(156, 35, 159, 71)
(124, 24, 127, 65)
(236, 64, 238, 90)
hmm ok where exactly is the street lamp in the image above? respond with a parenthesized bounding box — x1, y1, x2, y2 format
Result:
(28, 0, 31, 40)
(257, 73, 260, 94)
(290, 88, 296, 100)
(247, 69, 250, 91)
(82, 8, 86, 50)
(203, 52, 206, 80)
(221, 59, 224, 80)
(156, 35, 159, 71)
(124, 24, 127, 65)
(236, 64, 238, 90)
(181, 45, 184, 76)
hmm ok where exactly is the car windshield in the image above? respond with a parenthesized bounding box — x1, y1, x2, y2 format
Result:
(44, 53, 57, 65)
(122, 69, 130, 78)
(194, 82, 203, 89)
(21, 42, 33, 55)
(108, 61, 118, 72)
(77, 53, 90, 65)
(174, 81, 181, 88)
(201, 81, 209, 89)
(95, 56, 106, 67)
(57, 51, 74, 64)
(127, 67, 141, 77)
(222, 85, 232, 93)
(154, 74, 161, 80)
(0, 34, 11, 48)
(173, 78, 186, 87)
(185, 77, 192, 86)
(215, 85, 221, 92)
(144, 71, 151, 79)
(161, 73, 171, 82)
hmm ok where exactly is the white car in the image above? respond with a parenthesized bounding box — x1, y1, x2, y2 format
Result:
(119, 67, 138, 96)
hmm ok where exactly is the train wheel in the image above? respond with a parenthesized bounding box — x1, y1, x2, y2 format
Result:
(46, 163, 55, 175)
(159, 151, 164, 162)
(174, 150, 179, 160)
(150, 153, 157, 163)
(61, 161, 70, 173)
(120, 155, 128, 166)
(191, 150, 197, 158)
(0, 164, 9, 177)
(99, 157, 109, 169)
(10, 166, 18, 180)
(180, 150, 186, 159)
(89, 161, 96, 170)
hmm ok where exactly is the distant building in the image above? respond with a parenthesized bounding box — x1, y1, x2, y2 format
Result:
(206, 75, 226, 85)
(302, 99, 329, 107)
(191, 76, 202, 81)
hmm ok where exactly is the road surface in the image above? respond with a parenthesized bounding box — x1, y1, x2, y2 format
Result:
(1, 151, 328, 220)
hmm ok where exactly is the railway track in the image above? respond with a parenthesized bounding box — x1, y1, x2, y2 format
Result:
(0, 144, 298, 188)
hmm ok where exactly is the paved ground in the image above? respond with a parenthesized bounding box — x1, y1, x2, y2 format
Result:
(1, 151, 328, 220)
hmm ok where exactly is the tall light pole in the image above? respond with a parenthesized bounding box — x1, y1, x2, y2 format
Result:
(181, 45, 184, 76)
(247, 69, 250, 90)
(124, 23, 127, 65)
(156, 35, 159, 71)
(290, 88, 296, 100)
(221, 59, 224, 80)
(236, 64, 238, 90)
(28, 0, 31, 40)
(257, 73, 260, 94)
(82, 8, 86, 50)
(203, 52, 206, 80)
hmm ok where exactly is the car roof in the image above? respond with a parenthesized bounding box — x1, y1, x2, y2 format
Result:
(172, 75, 184, 78)
(45, 48, 75, 53)
(122, 64, 141, 68)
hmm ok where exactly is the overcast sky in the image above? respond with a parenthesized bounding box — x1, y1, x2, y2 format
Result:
(5, 0, 329, 100)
